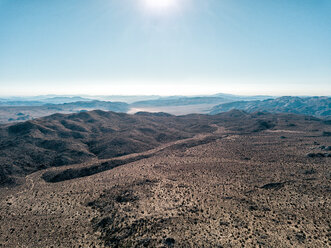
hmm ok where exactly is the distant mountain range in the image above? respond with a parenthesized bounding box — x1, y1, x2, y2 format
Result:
(0, 101, 129, 123)
(46, 100, 129, 112)
(0, 95, 330, 124)
(0, 96, 93, 105)
(131, 97, 232, 107)
(0, 94, 272, 106)
(130, 94, 276, 107)
(210, 96, 331, 117)
(0, 93, 273, 106)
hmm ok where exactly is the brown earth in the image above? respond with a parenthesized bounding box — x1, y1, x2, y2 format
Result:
(0, 110, 330, 247)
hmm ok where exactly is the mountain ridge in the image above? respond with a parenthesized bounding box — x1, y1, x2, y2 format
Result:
(210, 96, 331, 117)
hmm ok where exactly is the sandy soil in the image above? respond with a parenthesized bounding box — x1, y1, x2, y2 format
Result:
(0, 123, 330, 247)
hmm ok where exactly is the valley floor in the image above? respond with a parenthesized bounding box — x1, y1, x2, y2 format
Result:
(0, 125, 330, 247)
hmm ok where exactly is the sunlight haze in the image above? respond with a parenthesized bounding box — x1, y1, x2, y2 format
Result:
(0, 0, 330, 96)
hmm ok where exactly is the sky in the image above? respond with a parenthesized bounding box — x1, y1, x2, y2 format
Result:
(0, 0, 330, 96)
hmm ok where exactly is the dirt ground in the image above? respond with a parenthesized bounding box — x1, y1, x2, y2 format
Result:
(0, 123, 330, 247)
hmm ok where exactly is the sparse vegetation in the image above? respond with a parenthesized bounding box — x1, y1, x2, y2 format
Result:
(0, 110, 330, 247)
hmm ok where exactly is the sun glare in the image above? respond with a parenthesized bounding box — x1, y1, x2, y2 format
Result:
(142, 0, 178, 12)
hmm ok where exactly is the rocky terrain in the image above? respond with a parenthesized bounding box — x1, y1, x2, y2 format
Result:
(0, 110, 330, 247)
(211, 96, 331, 118)
(0, 110, 281, 186)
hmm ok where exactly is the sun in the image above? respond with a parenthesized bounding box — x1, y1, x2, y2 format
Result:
(142, 0, 178, 11)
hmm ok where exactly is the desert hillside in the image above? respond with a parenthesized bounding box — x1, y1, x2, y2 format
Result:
(0, 110, 330, 247)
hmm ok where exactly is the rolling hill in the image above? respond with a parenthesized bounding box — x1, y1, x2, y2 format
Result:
(0, 110, 213, 186)
(0, 109, 328, 187)
(0, 110, 330, 247)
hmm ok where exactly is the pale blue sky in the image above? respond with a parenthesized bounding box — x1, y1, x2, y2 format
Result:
(0, 0, 330, 96)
